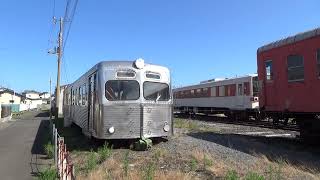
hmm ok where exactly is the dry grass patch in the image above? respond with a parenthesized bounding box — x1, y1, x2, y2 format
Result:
(155, 170, 193, 180)
(254, 155, 319, 180)
(174, 118, 219, 133)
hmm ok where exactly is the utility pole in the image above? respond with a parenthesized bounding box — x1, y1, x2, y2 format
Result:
(55, 17, 63, 120)
(49, 77, 52, 120)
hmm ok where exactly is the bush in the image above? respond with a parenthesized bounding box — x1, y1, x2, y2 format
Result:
(225, 170, 239, 180)
(44, 142, 54, 159)
(85, 150, 98, 173)
(245, 172, 265, 180)
(38, 168, 57, 180)
(97, 143, 112, 163)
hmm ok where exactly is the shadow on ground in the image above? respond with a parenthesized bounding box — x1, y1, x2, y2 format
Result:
(30, 119, 52, 177)
(55, 120, 167, 152)
(35, 111, 50, 117)
(188, 131, 320, 171)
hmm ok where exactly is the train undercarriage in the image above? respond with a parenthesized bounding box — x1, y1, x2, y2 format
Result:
(175, 106, 320, 140)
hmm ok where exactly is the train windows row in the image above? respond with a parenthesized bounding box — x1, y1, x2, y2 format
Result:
(174, 83, 251, 99)
(65, 84, 88, 106)
(265, 49, 320, 82)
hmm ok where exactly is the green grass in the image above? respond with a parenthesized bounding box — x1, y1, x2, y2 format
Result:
(44, 142, 54, 159)
(245, 172, 265, 180)
(225, 170, 239, 180)
(267, 163, 283, 180)
(38, 168, 57, 180)
(84, 150, 98, 173)
(203, 154, 213, 168)
(97, 143, 112, 163)
(174, 118, 199, 130)
(174, 118, 218, 132)
(190, 158, 198, 171)
(123, 150, 130, 177)
(143, 162, 155, 180)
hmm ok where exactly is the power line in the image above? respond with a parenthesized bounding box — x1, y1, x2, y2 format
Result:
(63, 0, 79, 51)
(61, 0, 79, 84)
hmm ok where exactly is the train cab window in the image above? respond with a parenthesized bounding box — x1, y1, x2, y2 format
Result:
(265, 60, 273, 80)
(106, 80, 140, 101)
(317, 49, 320, 77)
(143, 82, 170, 101)
(287, 55, 304, 81)
(146, 71, 161, 79)
(116, 70, 136, 78)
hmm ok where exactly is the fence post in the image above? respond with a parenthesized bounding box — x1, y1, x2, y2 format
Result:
(52, 124, 55, 144)
(55, 128, 58, 169)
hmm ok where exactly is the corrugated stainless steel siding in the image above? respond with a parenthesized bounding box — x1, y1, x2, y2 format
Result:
(102, 105, 141, 139)
(142, 104, 172, 138)
(71, 106, 88, 131)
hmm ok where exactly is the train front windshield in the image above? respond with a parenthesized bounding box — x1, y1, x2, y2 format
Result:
(105, 80, 170, 101)
(105, 80, 140, 101)
(143, 82, 170, 101)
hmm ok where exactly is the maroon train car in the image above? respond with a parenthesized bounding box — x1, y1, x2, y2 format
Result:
(257, 28, 320, 138)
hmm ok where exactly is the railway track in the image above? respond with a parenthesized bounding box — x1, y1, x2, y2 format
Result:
(174, 112, 300, 132)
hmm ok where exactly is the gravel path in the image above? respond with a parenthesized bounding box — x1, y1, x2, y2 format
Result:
(150, 118, 320, 178)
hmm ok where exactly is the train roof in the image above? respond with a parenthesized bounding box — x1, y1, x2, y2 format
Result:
(257, 27, 320, 53)
(68, 60, 169, 87)
(96, 60, 168, 70)
(174, 74, 257, 91)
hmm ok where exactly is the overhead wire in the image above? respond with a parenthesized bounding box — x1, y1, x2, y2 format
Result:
(47, 0, 57, 51)
(61, 0, 79, 84)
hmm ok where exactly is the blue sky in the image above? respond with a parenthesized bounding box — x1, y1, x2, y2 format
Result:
(0, 0, 319, 92)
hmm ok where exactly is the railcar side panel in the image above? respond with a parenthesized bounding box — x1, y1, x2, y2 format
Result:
(258, 34, 320, 113)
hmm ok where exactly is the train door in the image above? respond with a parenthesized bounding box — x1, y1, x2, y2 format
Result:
(88, 73, 97, 134)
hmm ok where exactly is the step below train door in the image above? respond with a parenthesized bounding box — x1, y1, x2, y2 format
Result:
(87, 73, 97, 136)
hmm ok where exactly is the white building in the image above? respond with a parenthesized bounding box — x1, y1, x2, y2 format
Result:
(0, 88, 23, 104)
(23, 90, 41, 99)
(39, 92, 51, 99)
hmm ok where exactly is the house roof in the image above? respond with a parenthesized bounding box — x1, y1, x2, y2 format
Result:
(39, 92, 49, 95)
(0, 88, 24, 97)
(23, 90, 41, 94)
(257, 27, 320, 53)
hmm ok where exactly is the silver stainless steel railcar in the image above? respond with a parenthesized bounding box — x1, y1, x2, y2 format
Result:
(63, 59, 173, 139)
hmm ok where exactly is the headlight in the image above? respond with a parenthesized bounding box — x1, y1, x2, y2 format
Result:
(108, 126, 115, 134)
(134, 58, 145, 69)
(163, 122, 170, 132)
